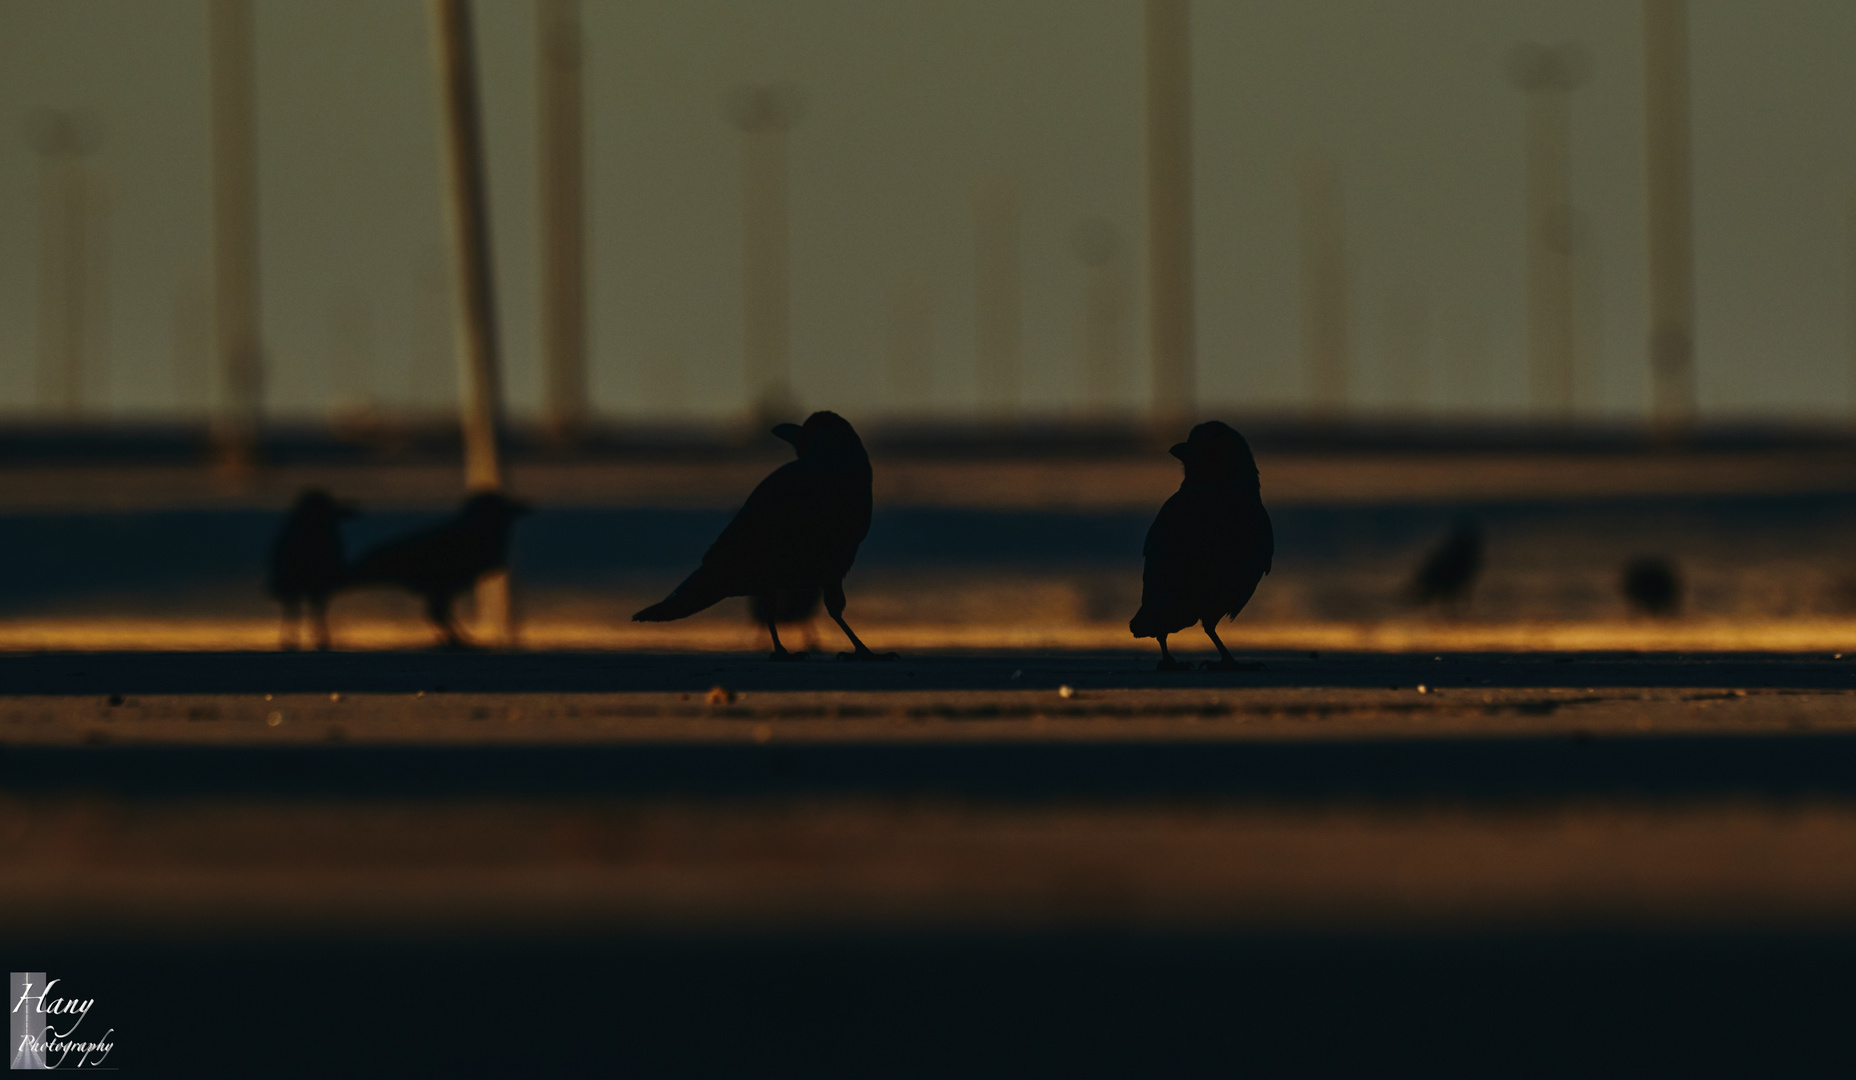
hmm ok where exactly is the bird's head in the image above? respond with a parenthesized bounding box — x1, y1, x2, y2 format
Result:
(1170, 421, 1259, 486)
(293, 487, 358, 520)
(460, 491, 533, 524)
(772, 411, 870, 469)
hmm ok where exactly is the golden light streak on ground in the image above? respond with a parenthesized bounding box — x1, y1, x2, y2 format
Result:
(2, 616, 1855, 653)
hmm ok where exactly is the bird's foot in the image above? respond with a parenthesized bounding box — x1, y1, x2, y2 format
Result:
(768, 650, 809, 662)
(1155, 658, 1193, 672)
(838, 650, 901, 663)
(1200, 659, 1266, 672)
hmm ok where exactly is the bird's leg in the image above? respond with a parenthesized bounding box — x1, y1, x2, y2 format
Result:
(279, 598, 301, 652)
(1154, 633, 1191, 672)
(767, 620, 807, 662)
(1200, 621, 1264, 672)
(428, 594, 474, 651)
(310, 596, 332, 652)
(824, 582, 898, 662)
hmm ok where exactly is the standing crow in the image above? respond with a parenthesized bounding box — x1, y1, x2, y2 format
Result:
(1129, 421, 1274, 671)
(1409, 519, 1484, 612)
(267, 487, 355, 651)
(1621, 555, 1682, 616)
(634, 410, 896, 661)
(342, 491, 530, 649)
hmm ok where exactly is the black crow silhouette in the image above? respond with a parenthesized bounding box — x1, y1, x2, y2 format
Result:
(1129, 421, 1274, 671)
(267, 487, 355, 651)
(634, 411, 895, 661)
(1409, 519, 1484, 612)
(1621, 555, 1681, 616)
(342, 491, 530, 649)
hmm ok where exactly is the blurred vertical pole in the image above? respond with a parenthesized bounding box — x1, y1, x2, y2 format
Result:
(1144, 0, 1194, 434)
(1643, 0, 1695, 435)
(974, 178, 1022, 418)
(886, 271, 934, 412)
(210, 0, 262, 475)
(429, 0, 513, 645)
(729, 85, 803, 427)
(1848, 185, 1856, 415)
(1509, 43, 1587, 419)
(538, 0, 586, 444)
(1072, 217, 1127, 414)
(30, 113, 92, 418)
(1298, 153, 1348, 417)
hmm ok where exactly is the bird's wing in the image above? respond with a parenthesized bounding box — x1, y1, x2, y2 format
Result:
(694, 461, 851, 593)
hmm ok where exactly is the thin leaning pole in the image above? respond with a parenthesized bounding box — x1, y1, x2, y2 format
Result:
(1144, 0, 1195, 435)
(428, 0, 514, 645)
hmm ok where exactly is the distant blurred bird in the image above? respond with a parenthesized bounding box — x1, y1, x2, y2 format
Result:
(1409, 519, 1484, 613)
(1129, 421, 1275, 671)
(268, 488, 355, 651)
(342, 492, 530, 649)
(634, 411, 895, 661)
(749, 588, 823, 653)
(1621, 555, 1682, 616)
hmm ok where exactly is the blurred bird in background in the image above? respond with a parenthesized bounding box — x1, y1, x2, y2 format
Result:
(267, 487, 356, 651)
(1409, 519, 1484, 615)
(635, 411, 896, 661)
(1622, 555, 1682, 616)
(341, 492, 531, 649)
(1129, 421, 1275, 671)
(749, 589, 823, 655)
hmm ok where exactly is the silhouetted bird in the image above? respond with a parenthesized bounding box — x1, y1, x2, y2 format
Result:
(342, 492, 530, 649)
(747, 432, 825, 652)
(1621, 555, 1681, 616)
(1129, 421, 1274, 671)
(634, 411, 895, 661)
(268, 487, 355, 651)
(1409, 519, 1484, 612)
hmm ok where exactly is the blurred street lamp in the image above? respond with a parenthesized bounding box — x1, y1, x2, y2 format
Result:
(973, 177, 1023, 418)
(27, 110, 102, 418)
(537, 0, 587, 444)
(1298, 152, 1348, 417)
(1144, 0, 1195, 432)
(1508, 40, 1589, 419)
(210, 0, 263, 474)
(727, 82, 805, 427)
(1642, 0, 1695, 436)
(1071, 216, 1129, 414)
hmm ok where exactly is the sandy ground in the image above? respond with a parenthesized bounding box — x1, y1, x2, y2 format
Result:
(0, 646, 1852, 941)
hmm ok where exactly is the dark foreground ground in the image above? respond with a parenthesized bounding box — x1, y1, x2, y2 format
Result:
(5, 648, 1856, 1075)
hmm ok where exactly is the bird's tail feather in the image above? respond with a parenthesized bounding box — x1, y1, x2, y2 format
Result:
(633, 572, 726, 623)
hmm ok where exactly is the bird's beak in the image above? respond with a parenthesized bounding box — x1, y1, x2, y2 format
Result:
(771, 423, 804, 447)
(1169, 442, 1190, 461)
